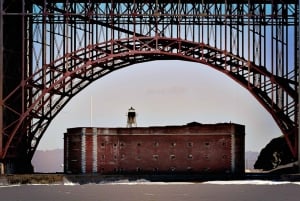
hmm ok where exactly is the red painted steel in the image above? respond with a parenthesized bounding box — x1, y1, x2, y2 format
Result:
(2, 37, 298, 159)
(0, 0, 298, 173)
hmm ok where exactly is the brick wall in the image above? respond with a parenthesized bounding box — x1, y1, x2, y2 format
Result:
(64, 123, 245, 175)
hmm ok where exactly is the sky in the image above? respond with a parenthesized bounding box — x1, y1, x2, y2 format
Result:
(37, 60, 281, 153)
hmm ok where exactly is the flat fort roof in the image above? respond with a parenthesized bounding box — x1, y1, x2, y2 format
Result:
(66, 122, 245, 136)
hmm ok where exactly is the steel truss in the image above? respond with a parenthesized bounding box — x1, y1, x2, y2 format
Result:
(0, 0, 299, 171)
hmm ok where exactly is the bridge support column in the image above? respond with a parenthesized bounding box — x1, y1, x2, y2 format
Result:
(0, 0, 27, 173)
(298, 0, 300, 173)
(298, 65, 300, 173)
(298, 86, 300, 172)
(0, 0, 4, 160)
(2, 159, 33, 174)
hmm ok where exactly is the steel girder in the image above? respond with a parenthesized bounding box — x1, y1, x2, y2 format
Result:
(0, 1, 299, 166)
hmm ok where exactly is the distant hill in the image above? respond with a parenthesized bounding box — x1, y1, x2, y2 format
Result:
(32, 149, 259, 173)
(32, 149, 64, 173)
(245, 151, 259, 170)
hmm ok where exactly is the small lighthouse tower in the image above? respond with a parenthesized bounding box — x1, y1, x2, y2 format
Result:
(127, 107, 137, 128)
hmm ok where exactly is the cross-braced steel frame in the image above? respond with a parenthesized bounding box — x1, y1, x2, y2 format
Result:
(0, 0, 299, 173)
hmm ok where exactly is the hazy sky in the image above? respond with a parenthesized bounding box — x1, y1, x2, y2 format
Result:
(37, 60, 281, 152)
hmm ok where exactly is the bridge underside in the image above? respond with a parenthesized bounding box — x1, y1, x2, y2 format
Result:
(0, 0, 299, 173)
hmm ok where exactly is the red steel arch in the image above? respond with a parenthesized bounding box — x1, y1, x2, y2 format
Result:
(1, 36, 298, 161)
